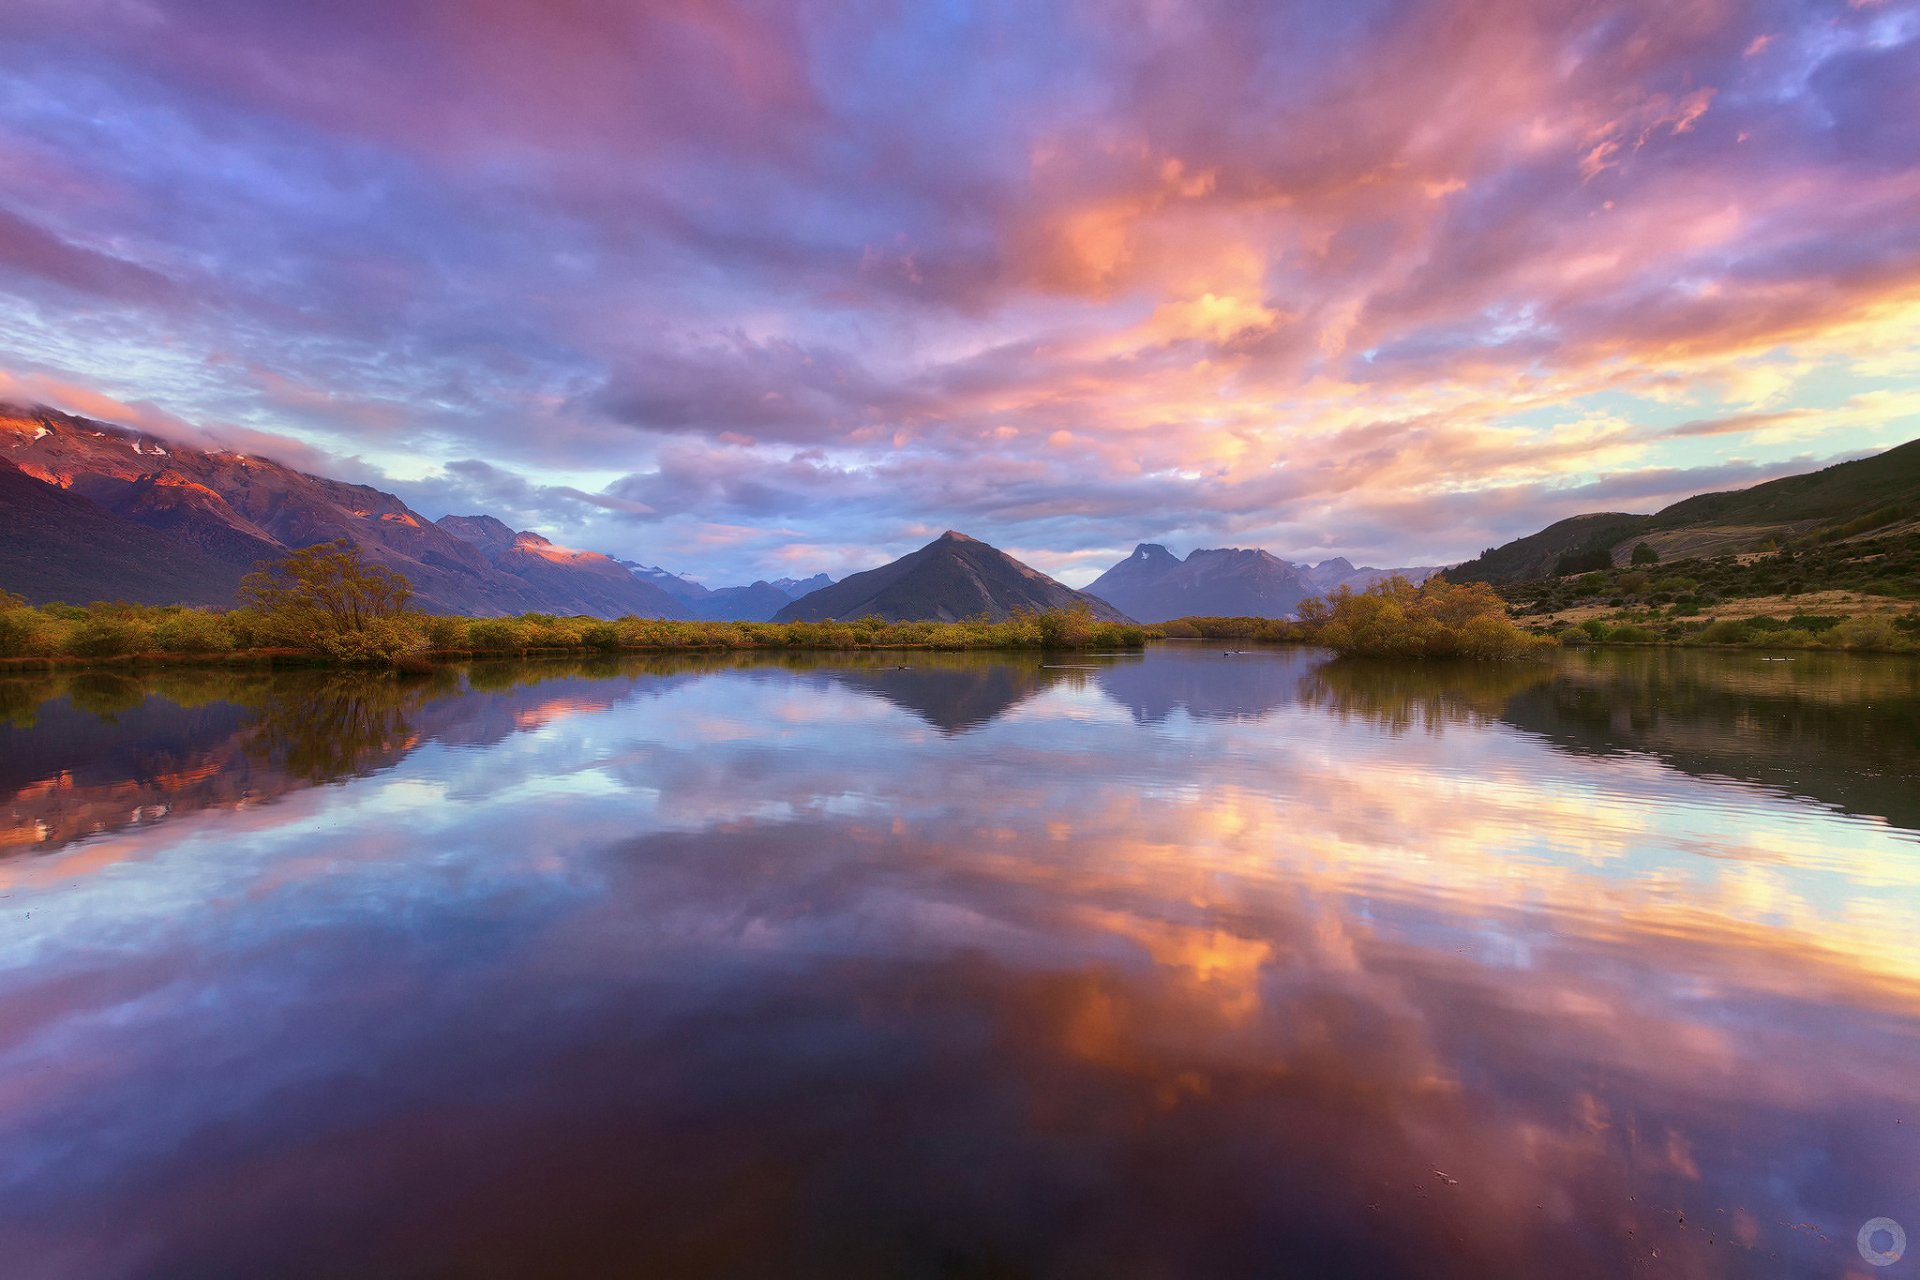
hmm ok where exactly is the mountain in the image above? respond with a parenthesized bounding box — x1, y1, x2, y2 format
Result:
(0, 404, 687, 618)
(435, 516, 692, 619)
(770, 573, 834, 599)
(689, 581, 795, 621)
(1446, 437, 1920, 583)
(1298, 559, 1448, 593)
(1085, 544, 1314, 622)
(0, 453, 265, 606)
(1442, 514, 1650, 584)
(772, 531, 1131, 623)
(616, 560, 712, 600)
(1084, 545, 1446, 622)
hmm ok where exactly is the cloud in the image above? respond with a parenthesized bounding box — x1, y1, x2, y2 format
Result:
(0, 0, 1916, 584)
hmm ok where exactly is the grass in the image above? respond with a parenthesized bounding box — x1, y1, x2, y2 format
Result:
(1543, 609, 1920, 653)
(0, 594, 1154, 668)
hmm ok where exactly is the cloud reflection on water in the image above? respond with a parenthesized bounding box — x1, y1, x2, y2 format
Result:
(0, 645, 1915, 1277)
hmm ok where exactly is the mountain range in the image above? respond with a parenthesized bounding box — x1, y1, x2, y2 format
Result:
(614, 562, 837, 619)
(1084, 545, 1444, 623)
(0, 406, 699, 618)
(1446, 437, 1920, 582)
(773, 532, 1130, 623)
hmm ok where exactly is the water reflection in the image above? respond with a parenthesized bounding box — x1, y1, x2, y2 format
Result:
(0, 646, 1915, 1277)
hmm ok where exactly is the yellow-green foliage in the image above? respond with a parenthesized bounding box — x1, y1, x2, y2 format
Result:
(0, 594, 1150, 667)
(1164, 578, 1552, 659)
(1307, 577, 1554, 659)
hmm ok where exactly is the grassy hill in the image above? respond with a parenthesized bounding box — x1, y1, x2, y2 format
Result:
(1445, 438, 1920, 588)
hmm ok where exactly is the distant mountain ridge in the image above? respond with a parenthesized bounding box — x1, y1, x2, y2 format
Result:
(0, 405, 688, 617)
(1085, 545, 1444, 622)
(1446, 438, 1920, 583)
(773, 532, 1130, 623)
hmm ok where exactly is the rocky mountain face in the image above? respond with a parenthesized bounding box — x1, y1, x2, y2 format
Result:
(773, 532, 1132, 623)
(616, 560, 713, 601)
(688, 582, 796, 621)
(1086, 545, 1446, 621)
(1298, 558, 1446, 593)
(1086, 544, 1313, 622)
(0, 405, 687, 618)
(770, 573, 834, 599)
(434, 516, 691, 619)
(609, 564, 836, 619)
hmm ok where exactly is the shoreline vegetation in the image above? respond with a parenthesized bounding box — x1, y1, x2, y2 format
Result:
(4, 540, 1912, 670)
(1480, 531, 1920, 654)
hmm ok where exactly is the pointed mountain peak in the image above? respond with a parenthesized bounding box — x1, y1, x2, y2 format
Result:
(1132, 542, 1179, 561)
(935, 530, 978, 544)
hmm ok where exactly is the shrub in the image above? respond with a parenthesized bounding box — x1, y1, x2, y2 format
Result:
(1694, 619, 1752, 645)
(1824, 615, 1908, 651)
(68, 614, 154, 659)
(1630, 543, 1660, 565)
(466, 618, 529, 652)
(1764, 628, 1819, 649)
(315, 615, 425, 663)
(0, 603, 65, 659)
(1304, 577, 1550, 659)
(153, 610, 236, 653)
(1571, 573, 1610, 597)
(423, 615, 468, 650)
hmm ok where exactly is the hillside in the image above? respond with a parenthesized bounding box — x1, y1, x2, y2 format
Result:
(436, 515, 691, 619)
(1447, 437, 1920, 585)
(1445, 513, 1652, 584)
(773, 532, 1131, 623)
(0, 405, 687, 618)
(0, 454, 263, 606)
(689, 581, 795, 621)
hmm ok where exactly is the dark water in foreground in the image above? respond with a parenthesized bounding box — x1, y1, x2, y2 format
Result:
(1, 644, 1917, 1279)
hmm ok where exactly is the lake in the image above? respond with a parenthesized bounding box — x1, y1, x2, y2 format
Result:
(2, 643, 1916, 1278)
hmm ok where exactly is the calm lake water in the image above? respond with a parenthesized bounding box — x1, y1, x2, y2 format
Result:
(2, 643, 1917, 1278)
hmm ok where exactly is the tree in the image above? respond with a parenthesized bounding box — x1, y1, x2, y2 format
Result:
(1630, 543, 1660, 566)
(240, 539, 414, 658)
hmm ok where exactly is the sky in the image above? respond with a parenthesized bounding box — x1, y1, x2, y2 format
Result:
(1, 0, 1918, 587)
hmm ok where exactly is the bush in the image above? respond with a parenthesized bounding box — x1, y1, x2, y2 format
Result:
(1630, 543, 1660, 565)
(1304, 577, 1550, 659)
(0, 604, 65, 659)
(315, 616, 424, 663)
(1764, 628, 1819, 649)
(423, 615, 468, 650)
(1606, 624, 1659, 644)
(1824, 615, 1908, 652)
(1694, 619, 1752, 645)
(68, 614, 154, 659)
(153, 610, 236, 653)
(466, 618, 529, 653)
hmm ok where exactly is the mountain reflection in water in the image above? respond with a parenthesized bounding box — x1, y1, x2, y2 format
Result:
(0, 643, 1914, 1278)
